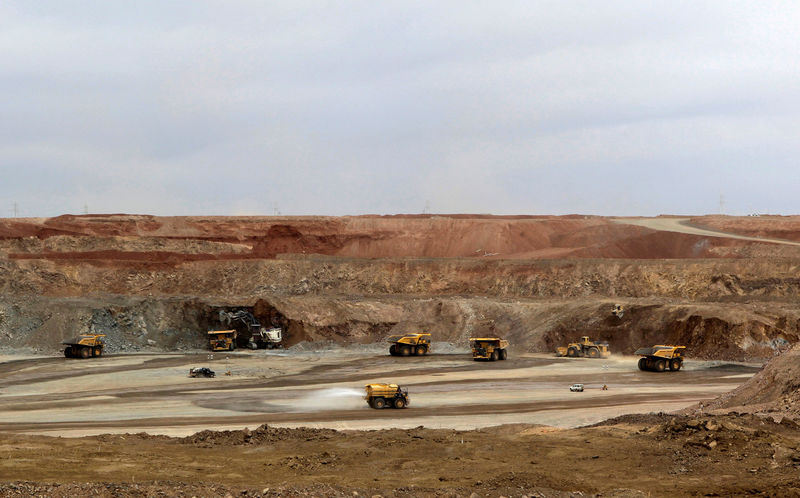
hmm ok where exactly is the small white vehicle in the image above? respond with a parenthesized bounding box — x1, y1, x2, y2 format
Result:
(569, 384, 584, 392)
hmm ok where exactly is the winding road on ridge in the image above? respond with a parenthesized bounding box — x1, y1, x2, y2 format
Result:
(614, 217, 800, 247)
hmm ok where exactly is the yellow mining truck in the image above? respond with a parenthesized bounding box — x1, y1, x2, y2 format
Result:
(364, 383, 409, 409)
(636, 345, 686, 372)
(470, 337, 509, 361)
(208, 330, 237, 351)
(556, 336, 610, 358)
(63, 334, 106, 359)
(388, 333, 431, 356)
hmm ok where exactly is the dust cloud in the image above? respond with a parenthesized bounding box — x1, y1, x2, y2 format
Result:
(291, 387, 366, 412)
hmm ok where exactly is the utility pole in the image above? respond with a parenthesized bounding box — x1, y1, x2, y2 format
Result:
(83, 204, 88, 215)
(12, 202, 18, 218)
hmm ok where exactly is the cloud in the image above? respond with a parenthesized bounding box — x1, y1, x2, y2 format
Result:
(1, 1, 799, 217)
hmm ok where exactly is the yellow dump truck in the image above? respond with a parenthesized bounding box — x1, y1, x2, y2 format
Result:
(364, 383, 409, 409)
(388, 333, 431, 356)
(208, 330, 237, 351)
(635, 345, 686, 372)
(63, 334, 106, 359)
(469, 337, 509, 361)
(556, 336, 610, 358)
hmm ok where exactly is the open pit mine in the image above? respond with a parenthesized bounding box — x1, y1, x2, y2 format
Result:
(2, 214, 800, 496)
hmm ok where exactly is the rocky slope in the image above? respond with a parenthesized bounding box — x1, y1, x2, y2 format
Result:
(2, 214, 799, 360)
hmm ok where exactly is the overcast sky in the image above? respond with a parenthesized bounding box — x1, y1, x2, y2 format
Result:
(1, 1, 799, 217)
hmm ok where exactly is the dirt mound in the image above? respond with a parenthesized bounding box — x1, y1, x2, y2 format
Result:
(181, 423, 337, 446)
(700, 342, 800, 418)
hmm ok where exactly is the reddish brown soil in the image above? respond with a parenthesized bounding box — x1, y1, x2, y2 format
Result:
(0, 214, 773, 265)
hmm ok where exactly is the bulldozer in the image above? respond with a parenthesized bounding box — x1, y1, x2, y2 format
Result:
(470, 337, 509, 361)
(635, 345, 686, 372)
(63, 334, 106, 359)
(556, 336, 610, 358)
(388, 333, 431, 356)
(208, 330, 237, 351)
(364, 383, 409, 409)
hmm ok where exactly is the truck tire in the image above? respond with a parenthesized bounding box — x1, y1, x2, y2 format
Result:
(401, 345, 411, 356)
(670, 359, 682, 371)
(416, 345, 427, 356)
(655, 359, 666, 372)
(389, 345, 397, 356)
(372, 398, 386, 409)
(638, 358, 647, 371)
(230, 342, 236, 351)
(393, 398, 406, 409)
(567, 348, 578, 357)
(490, 350, 499, 361)
(587, 347, 599, 358)
(79, 347, 90, 359)
(93, 346, 102, 357)
(64, 347, 73, 358)
(500, 349, 508, 360)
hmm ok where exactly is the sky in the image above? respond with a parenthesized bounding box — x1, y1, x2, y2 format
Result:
(1, 1, 799, 217)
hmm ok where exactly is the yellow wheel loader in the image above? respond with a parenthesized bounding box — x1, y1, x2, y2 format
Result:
(469, 337, 509, 361)
(63, 334, 106, 359)
(365, 383, 409, 409)
(556, 336, 610, 358)
(388, 333, 431, 356)
(635, 345, 686, 372)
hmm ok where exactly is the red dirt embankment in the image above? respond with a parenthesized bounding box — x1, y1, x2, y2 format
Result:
(0, 214, 769, 266)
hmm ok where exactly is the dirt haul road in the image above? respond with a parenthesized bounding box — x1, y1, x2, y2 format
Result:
(615, 217, 800, 246)
(0, 348, 757, 436)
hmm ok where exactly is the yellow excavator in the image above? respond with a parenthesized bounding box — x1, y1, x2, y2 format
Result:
(635, 345, 686, 372)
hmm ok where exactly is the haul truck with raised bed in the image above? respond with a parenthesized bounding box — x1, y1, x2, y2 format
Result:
(208, 330, 237, 351)
(636, 345, 686, 372)
(365, 383, 409, 409)
(470, 337, 509, 361)
(388, 333, 431, 356)
(556, 336, 610, 358)
(63, 334, 105, 359)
